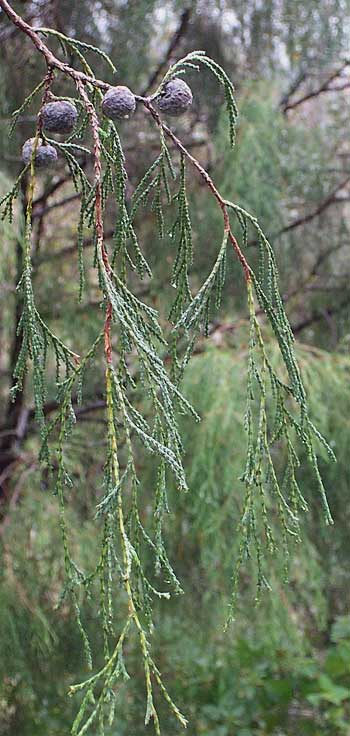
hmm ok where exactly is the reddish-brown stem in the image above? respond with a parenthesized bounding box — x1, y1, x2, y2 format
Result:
(75, 80, 113, 364)
(41, 67, 55, 109)
(75, 82, 108, 267)
(0, 0, 110, 91)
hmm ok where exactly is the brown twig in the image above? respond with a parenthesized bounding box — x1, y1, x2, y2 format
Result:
(276, 174, 350, 234)
(74, 79, 114, 367)
(0, 0, 110, 91)
(246, 174, 350, 249)
(33, 175, 74, 207)
(283, 61, 350, 113)
(32, 192, 81, 219)
(282, 241, 347, 306)
(292, 294, 350, 334)
(279, 69, 308, 111)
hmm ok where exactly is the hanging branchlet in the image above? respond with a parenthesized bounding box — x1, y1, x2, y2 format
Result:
(8, 79, 46, 137)
(37, 27, 118, 75)
(0, 164, 29, 222)
(130, 128, 175, 250)
(0, 1, 336, 732)
(153, 51, 238, 147)
(7, 80, 81, 455)
(225, 275, 334, 622)
(168, 153, 193, 323)
(174, 231, 228, 336)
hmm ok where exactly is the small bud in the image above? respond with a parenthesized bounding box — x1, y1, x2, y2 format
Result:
(102, 86, 136, 120)
(155, 78, 193, 117)
(22, 138, 58, 169)
(41, 100, 78, 134)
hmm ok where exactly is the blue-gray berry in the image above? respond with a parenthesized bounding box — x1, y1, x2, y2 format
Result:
(102, 86, 136, 120)
(22, 138, 58, 169)
(41, 100, 78, 134)
(155, 78, 193, 117)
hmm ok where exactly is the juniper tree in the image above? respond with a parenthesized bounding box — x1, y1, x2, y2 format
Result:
(0, 1, 337, 733)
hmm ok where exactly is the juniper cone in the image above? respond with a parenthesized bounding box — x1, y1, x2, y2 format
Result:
(41, 100, 78, 133)
(22, 138, 58, 168)
(102, 85, 136, 119)
(155, 78, 193, 116)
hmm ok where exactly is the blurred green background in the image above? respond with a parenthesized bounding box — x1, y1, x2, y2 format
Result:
(0, 1, 350, 734)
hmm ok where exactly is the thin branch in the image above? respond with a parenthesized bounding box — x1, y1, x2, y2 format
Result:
(246, 174, 350, 248)
(0, 9, 338, 727)
(275, 174, 350, 235)
(32, 192, 81, 219)
(33, 175, 74, 207)
(141, 7, 192, 96)
(279, 68, 308, 110)
(1, 398, 107, 458)
(0, 2, 249, 282)
(282, 241, 347, 305)
(33, 227, 115, 265)
(283, 60, 350, 113)
(0, 9, 37, 41)
(292, 295, 350, 334)
(0, 0, 110, 91)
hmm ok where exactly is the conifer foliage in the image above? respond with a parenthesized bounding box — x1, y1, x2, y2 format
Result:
(0, 1, 336, 733)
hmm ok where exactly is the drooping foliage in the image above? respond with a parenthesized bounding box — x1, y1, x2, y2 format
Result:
(1, 340, 350, 735)
(0, 2, 341, 734)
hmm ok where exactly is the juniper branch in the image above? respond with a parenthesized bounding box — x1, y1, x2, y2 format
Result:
(0, 2, 337, 733)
